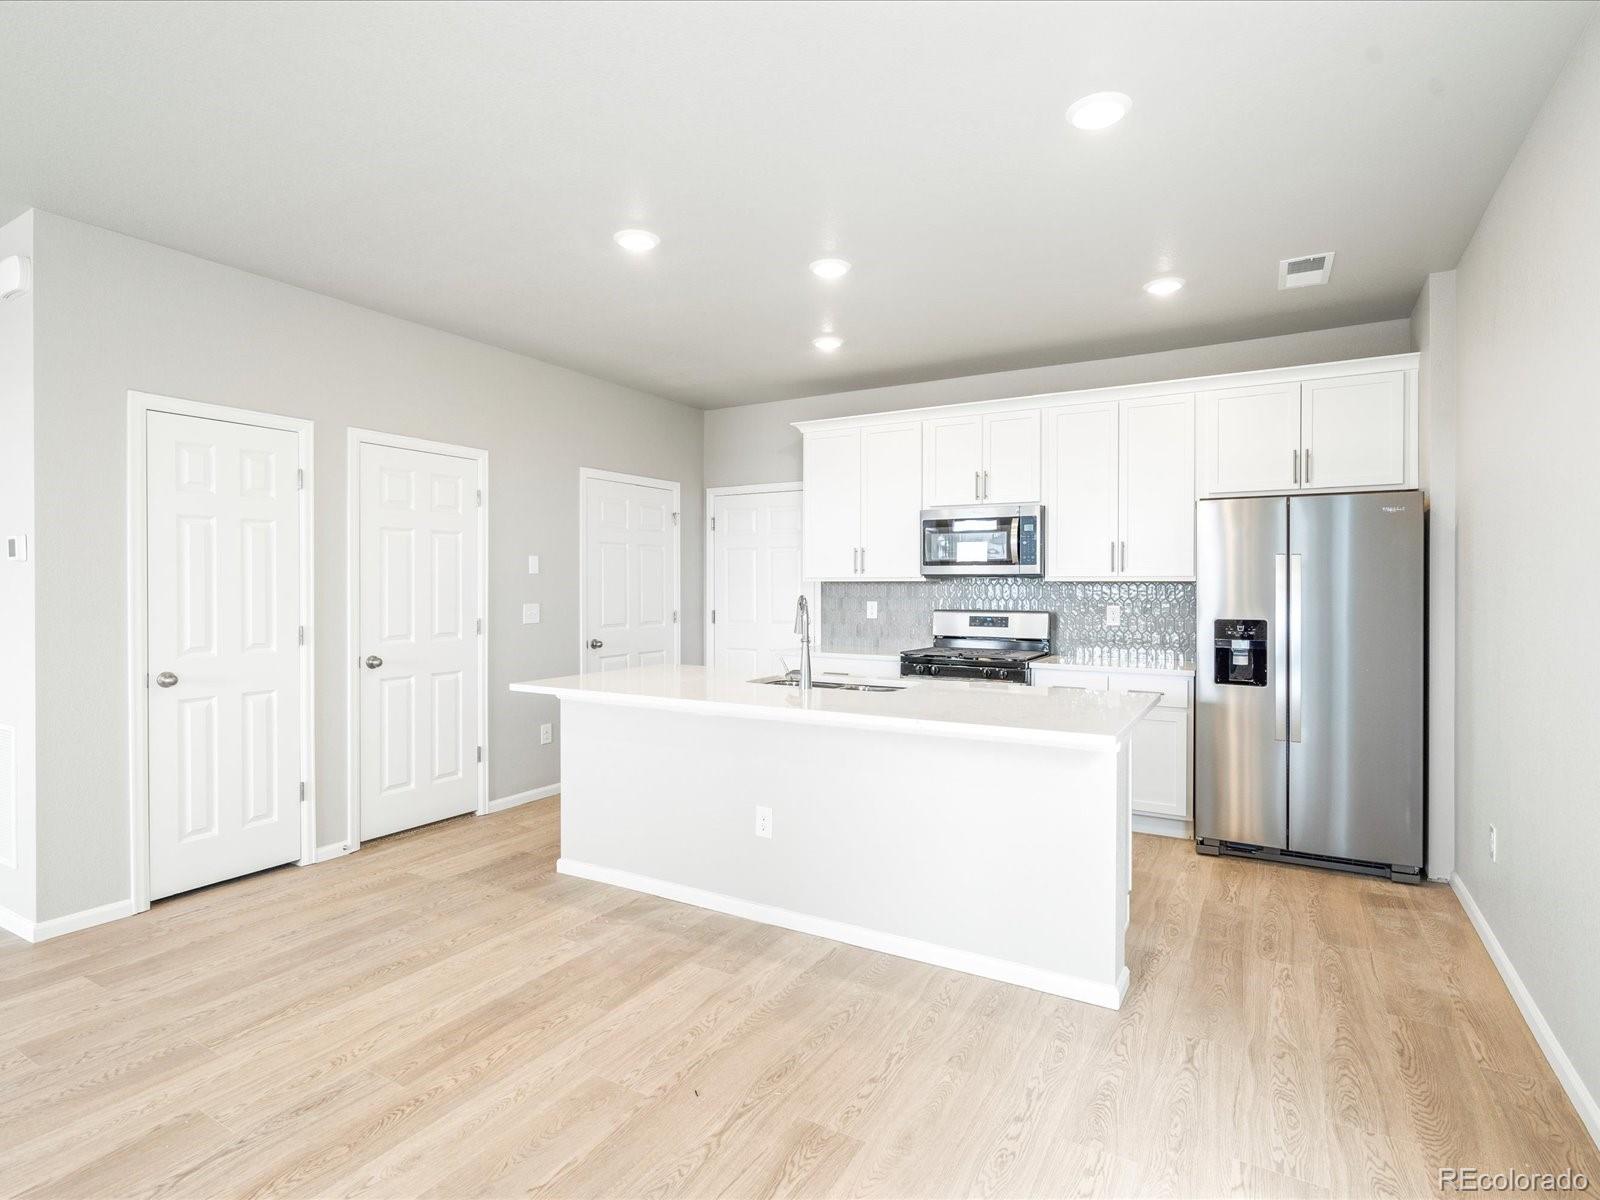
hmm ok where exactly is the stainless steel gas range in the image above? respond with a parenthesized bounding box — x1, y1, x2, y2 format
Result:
(899, 609, 1051, 683)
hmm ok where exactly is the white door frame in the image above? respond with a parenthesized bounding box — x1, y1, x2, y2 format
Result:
(703, 482, 816, 670)
(578, 468, 682, 670)
(125, 390, 317, 914)
(345, 429, 489, 854)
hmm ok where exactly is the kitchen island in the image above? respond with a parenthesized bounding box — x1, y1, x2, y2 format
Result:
(511, 665, 1157, 1008)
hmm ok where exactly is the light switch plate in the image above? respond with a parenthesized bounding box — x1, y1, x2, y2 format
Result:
(540, 722, 553, 745)
(522, 603, 541, 625)
(865, 601, 878, 619)
(4, 534, 25, 562)
(527, 555, 539, 575)
(1104, 605, 1122, 628)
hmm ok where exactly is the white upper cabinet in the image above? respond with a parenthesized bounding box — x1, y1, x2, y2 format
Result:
(1044, 403, 1119, 577)
(1301, 371, 1407, 490)
(859, 422, 923, 579)
(923, 409, 1041, 505)
(801, 428, 862, 580)
(1119, 394, 1195, 578)
(802, 422, 922, 581)
(981, 410, 1042, 503)
(1197, 369, 1412, 497)
(922, 414, 985, 505)
(1202, 382, 1303, 494)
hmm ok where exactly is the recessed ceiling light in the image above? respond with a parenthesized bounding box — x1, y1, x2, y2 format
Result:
(812, 334, 844, 353)
(1143, 275, 1185, 297)
(1066, 91, 1132, 132)
(809, 258, 851, 280)
(613, 228, 660, 253)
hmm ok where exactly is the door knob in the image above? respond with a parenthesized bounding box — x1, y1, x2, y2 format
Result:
(588, 638, 604, 650)
(364, 655, 383, 669)
(155, 671, 179, 688)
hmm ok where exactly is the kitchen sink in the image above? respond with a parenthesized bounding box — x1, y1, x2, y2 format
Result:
(750, 673, 906, 693)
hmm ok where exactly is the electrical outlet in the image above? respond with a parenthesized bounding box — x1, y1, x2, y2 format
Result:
(865, 601, 879, 619)
(1105, 605, 1122, 628)
(1489, 824, 1498, 863)
(522, 603, 541, 625)
(527, 554, 540, 575)
(755, 806, 773, 839)
(540, 723, 553, 746)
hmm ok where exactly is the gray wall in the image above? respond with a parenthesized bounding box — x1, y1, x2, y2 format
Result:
(704, 320, 1414, 488)
(29, 211, 705, 920)
(0, 210, 35, 920)
(1453, 16, 1599, 1123)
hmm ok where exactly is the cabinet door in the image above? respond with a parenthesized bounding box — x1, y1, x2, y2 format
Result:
(923, 415, 984, 506)
(1204, 383, 1302, 493)
(801, 429, 862, 580)
(981, 410, 1042, 502)
(860, 422, 923, 579)
(1128, 707, 1189, 819)
(1120, 394, 1195, 578)
(1044, 403, 1119, 577)
(1301, 372, 1406, 490)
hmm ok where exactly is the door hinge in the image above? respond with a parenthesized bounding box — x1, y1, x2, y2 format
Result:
(710, 516, 716, 531)
(672, 511, 680, 527)
(296, 468, 305, 491)
(476, 746, 483, 763)
(711, 609, 717, 625)
(476, 489, 483, 506)
(298, 625, 305, 646)
(672, 610, 679, 624)
(299, 782, 306, 803)
(476, 617, 483, 635)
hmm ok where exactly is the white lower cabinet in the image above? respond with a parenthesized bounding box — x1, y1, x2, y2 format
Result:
(1032, 665, 1193, 828)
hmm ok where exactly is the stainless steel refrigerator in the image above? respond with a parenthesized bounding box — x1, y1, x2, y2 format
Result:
(1195, 491, 1424, 880)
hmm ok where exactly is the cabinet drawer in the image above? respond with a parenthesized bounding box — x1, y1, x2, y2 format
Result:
(1107, 673, 1190, 709)
(1030, 667, 1109, 691)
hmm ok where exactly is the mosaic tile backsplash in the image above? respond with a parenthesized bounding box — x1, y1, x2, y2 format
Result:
(821, 580, 1196, 661)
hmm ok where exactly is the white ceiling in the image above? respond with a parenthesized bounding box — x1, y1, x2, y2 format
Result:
(0, 1, 1592, 408)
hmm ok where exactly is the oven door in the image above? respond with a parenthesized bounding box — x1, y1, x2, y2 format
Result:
(920, 507, 1022, 576)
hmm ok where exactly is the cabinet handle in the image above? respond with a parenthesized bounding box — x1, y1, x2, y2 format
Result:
(982, 470, 989, 500)
(1305, 448, 1313, 484)
(859, 546, 866, 574)
(1120, 541, 1127, 572)
(1109, 540, 1116, 572)
(1293, 449, 1300, 486)
(974, 470, 982, 500)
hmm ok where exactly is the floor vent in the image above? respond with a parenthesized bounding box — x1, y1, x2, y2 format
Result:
(1278, 252, 1335, 289)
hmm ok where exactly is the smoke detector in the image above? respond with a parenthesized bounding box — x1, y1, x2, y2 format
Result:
(1278, 252, 1334, 289)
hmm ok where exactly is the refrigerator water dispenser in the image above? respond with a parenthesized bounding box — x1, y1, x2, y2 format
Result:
(1212, 619, 1267, 686)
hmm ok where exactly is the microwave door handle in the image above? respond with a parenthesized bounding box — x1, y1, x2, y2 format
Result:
(1010, 517, 1020, 565)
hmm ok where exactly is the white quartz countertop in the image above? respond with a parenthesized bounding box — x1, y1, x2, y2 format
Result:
(1032, 656, 1197, 677)
(511, 664, 1158, 751)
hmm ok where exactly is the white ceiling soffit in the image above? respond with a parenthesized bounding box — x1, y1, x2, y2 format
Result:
(0, 0, 1592, 408)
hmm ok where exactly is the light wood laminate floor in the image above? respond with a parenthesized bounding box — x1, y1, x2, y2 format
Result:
(1, 799, 1594, 1199)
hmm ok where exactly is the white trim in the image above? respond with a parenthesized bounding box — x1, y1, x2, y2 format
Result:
(791, 352, 1421, 433)
(703, 483, 815, 672)
(577, 468, 682, 672)
(346, 428, 490, 853)
(314, 841, 356, 863)
(0, 898, 139, 944)
(126, 391, 316, 914)
(1132, 813, 1192, 840)
(486, 783, 561, 814)
(1451, 873, 1600, 1148)
(556, 856, 1129, 1009)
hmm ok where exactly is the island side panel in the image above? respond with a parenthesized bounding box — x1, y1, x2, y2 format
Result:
(555, 698, 1128, 1007)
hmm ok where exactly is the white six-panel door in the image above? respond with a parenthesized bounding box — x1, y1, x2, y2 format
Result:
(582, 475, 678, 673)
(357, 442, 482, 841)
(147, 411, 304, 900)
(709, 488, 803, 679)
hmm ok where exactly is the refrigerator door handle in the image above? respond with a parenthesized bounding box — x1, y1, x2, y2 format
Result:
(1289, 553, 1304, 743)
(1274, 553, 1288, 742)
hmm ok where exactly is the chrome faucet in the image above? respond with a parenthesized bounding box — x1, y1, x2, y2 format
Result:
(793, 595, 813, 690)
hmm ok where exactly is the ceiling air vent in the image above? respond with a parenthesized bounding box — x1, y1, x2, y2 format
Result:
(1278, 252, 1335, 289)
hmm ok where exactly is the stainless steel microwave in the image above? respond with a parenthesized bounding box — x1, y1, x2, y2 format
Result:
(920, 504, 1044, 576)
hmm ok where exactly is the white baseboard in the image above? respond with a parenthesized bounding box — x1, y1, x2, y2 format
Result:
(487, 783, 560, 814)
(1451, 873, 1600, 1148)
(557, 856, 1128, 1010)
(315, 841, 356, 863)
(1132, 813, 1192, 840)
(1, 897, 138, 944)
